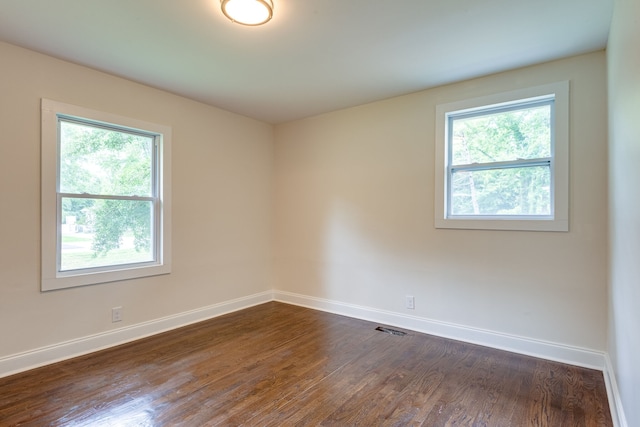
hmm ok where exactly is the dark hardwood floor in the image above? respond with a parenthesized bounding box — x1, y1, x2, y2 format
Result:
(0, 302, 612, 426)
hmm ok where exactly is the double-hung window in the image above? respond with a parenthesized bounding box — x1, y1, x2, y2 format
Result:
(435, 82, 569, 231)
(41, 99, 171, 291)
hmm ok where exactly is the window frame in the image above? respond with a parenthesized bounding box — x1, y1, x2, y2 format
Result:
(434, 81, 569, 232)
(41, 99, 172, 291)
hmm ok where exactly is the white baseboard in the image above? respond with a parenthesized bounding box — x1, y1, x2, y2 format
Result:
(0, 290, 273, 379)
(274, 291, 629, 426)
(603, 354, 628, 427)
(2, 289, 624, 427)
(273, 290, 606, 370)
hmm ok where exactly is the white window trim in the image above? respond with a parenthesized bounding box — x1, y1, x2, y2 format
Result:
(41, 99, 172, 291)
(434, 81, 569, 232)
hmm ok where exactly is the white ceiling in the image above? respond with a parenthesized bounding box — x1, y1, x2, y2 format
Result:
(0, 0, 612, 124)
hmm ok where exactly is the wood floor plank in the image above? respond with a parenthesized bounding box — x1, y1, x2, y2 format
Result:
(0, 302, 612, 426)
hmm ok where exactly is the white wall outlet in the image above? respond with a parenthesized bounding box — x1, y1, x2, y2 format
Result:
(112, 306, 123, 323)
(405, 295, 415, 310)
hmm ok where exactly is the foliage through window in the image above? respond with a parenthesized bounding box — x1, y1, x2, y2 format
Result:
(435, 82, 569, 231)
(448, 100, 552, 216)
(42, 100, 171, 290)
(59, 119, 157, 271)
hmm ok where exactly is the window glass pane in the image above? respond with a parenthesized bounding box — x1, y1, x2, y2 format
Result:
(59, 120, 154, 196)
(60, 198, 154, 271)
(451, 104, 551, 165)
(450, 166, 550, 216)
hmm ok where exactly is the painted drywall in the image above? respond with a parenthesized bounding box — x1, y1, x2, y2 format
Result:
(274, 52, 608, 352)
(0, 39, 611, 383)
(608, 0, 640, 424)
(0, 42, 273, 359)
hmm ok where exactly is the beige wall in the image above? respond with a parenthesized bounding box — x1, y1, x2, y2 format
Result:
(0, 40, 611, 381)
(0, 42, 273, 358)
(274, 52, 608, 351)
(608, 0, 640, 424)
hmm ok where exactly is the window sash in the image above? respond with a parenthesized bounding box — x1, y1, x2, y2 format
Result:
(447, 98, 554, 166)
(56, 116, 162, 275)
(444, 98, 555, 220)
(57, 116, 158, 197)
(56, 195, 160, 275)
(447, 158, 553, 218)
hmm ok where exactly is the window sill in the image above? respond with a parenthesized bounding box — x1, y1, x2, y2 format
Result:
(435, 217, 568, 232)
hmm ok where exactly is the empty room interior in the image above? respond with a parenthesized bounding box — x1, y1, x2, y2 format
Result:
(0, 0, 638, 425)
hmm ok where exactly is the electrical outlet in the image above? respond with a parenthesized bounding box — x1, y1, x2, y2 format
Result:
(112, 306, 123, 323)
(405, 295, 415, 310)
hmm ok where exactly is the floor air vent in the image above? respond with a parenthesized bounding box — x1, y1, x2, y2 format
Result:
(375, 326, 407, 336)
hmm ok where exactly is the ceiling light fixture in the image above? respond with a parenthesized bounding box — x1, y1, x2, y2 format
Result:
(221, 0, 274, 26)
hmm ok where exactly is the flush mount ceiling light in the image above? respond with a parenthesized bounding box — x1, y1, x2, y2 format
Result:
(221, 0, 274, 26)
